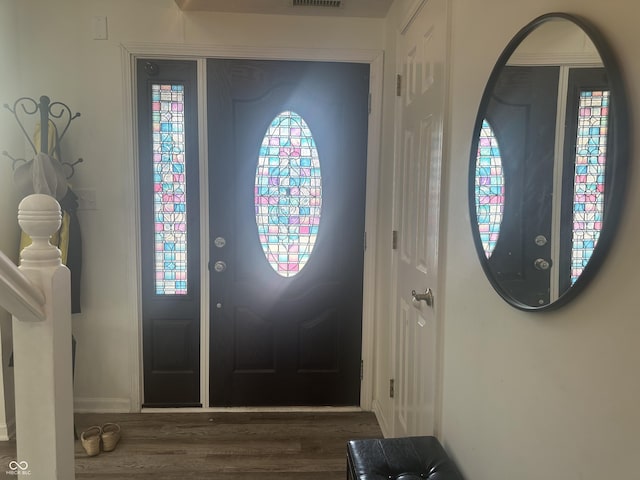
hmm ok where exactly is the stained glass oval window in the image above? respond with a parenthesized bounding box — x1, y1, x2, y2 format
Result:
(475, 119, 505, 258)
(254, 111, 322, 277)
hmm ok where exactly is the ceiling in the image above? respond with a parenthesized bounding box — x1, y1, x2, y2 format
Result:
(175, 0, 394, 18)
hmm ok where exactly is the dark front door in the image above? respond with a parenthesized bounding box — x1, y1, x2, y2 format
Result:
(207, 59, 369, 406)
(485, 65, 560, 306)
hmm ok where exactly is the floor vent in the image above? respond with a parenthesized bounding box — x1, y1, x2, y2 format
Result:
(292, 0, 343, 8)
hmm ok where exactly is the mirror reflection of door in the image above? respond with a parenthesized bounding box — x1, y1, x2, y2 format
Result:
(483, 66, 559, 307)
(559, 68, 610, 294)
(478, 66, 608, 307)
(471, 16, 625, 310)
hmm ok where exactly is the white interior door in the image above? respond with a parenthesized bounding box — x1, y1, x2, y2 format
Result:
(392, 0, 447, 438)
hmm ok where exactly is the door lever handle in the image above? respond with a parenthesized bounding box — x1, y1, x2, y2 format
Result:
(411, 288, 434, 307)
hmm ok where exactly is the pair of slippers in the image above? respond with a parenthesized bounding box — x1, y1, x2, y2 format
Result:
(80, 423, 121, 457)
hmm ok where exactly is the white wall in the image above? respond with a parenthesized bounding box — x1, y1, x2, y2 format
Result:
(0, 0, 22, 439)
(440, 0, 640, 478)
(7, 0, 384, 412)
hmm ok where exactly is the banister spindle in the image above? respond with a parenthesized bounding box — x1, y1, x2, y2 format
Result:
(13, 194, 75, 480)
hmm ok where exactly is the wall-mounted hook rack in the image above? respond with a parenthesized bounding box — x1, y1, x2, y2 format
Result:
(2, 95, 83, 179)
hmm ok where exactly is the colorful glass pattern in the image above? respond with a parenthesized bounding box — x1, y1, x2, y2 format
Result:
(571, 90, 609, 283)
(255, 111, 322, 277)
(475, 119, 505, 258)
(152, 84, 188, 295)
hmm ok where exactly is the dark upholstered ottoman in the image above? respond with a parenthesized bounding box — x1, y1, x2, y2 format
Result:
(347, 436, 463, 480)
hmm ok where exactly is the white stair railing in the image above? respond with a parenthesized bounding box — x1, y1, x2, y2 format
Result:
(0, 194, 75, 479)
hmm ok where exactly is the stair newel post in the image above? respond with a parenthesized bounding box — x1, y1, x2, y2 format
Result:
(13, 194, 75, 480)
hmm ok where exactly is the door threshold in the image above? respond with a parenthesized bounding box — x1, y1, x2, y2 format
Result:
(141, 406, 363, 413)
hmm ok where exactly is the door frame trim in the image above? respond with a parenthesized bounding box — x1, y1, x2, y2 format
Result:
(122, 43, 383, 411)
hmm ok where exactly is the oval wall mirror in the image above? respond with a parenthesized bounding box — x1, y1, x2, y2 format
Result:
(469, 13, 629, 311)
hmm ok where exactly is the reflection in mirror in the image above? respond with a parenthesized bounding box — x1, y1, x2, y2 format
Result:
(475, 120, 505, 259)
(470, 13, 628, 310)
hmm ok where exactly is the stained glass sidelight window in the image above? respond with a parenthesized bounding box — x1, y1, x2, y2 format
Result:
(152, 84, 188, 295)
(571, 90, 609, 283)
(254, 111, 322, 277)
(475, 119, 505, 258)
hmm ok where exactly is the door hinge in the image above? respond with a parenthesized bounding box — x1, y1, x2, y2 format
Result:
(389, 378, 395, 398)
(396, 74, 402, 97)
(368, 93, 372, 114)
(360, 360, 364, 381)
(392, 230, 398, 250)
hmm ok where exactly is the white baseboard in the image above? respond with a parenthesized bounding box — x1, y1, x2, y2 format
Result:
(74, 397, 132, 413)
(0, 418, 15, 441)
(372, 398, 391, 438)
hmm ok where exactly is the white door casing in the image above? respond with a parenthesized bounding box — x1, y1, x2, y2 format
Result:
(391, 0, 447, 437)
(121, 44, 383, 411)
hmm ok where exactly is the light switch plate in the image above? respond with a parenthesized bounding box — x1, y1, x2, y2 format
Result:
(92, 16, 108, 40)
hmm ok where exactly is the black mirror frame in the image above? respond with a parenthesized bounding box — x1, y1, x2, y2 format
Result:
(468, 12, 630, 311)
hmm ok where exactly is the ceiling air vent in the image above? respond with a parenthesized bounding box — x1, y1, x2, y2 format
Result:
(292, 0, 343, 8)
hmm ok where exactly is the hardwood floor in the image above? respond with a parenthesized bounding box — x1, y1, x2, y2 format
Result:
(0, 411, 382, 479)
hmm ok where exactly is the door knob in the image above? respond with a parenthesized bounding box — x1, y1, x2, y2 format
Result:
(534, 258, 551, 271)
(213, 261, 227, 273)
(411, 288, 434, 307)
